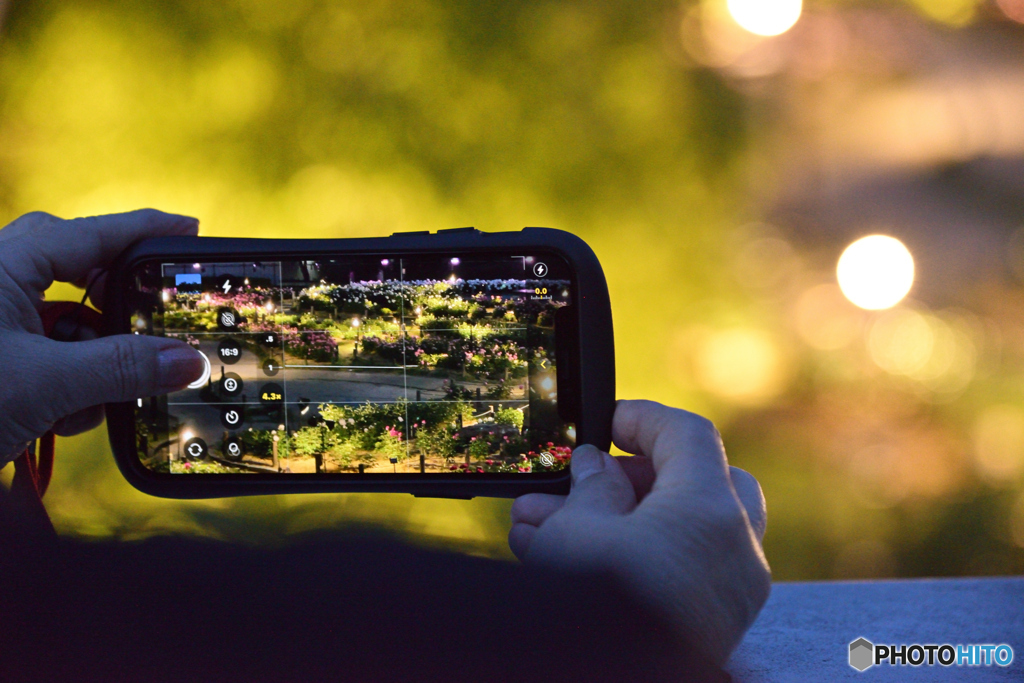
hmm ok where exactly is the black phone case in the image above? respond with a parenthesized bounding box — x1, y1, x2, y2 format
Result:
(103, 227, 615, 499)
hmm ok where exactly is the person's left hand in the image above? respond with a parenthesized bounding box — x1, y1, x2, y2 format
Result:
(0, 210, 206, 467)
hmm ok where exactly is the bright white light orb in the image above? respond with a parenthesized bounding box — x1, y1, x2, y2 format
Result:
(727, 0, 802, 36)
(837, 235, 915, 311)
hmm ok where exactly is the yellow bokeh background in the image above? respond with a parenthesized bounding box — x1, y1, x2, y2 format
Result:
(2, 0, 1024, 579)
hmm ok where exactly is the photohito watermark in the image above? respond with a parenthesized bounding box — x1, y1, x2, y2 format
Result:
(849, 638, 1014, 672)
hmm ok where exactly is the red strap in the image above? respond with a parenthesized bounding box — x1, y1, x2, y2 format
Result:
(8, 302, 102, 537)
(11, 439, 57, 537)
(36, 431, 55, 496)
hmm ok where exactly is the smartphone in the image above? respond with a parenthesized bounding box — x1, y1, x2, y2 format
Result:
(103, 228, 614, 499)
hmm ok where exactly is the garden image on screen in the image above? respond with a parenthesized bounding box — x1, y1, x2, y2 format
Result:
(129, 253, 575, 475)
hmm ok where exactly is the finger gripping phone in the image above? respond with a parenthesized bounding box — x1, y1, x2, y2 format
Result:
(103, 228, 614, 499)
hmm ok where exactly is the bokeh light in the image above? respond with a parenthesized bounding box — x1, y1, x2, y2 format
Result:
(726, 0, 802, 37)
(735, 235, 799, 290)
(868, 309, 934, 377)
(908, 0, 980, 26)
(867, 309, 977, 393)
(847, 444, 910, 509)
(694, 328, 787, 404)
(795, 284, 864, 350)
(837, 235, 915, 311)
(997, 0, 1024, 23)
(682, 0, 775, 74)
(973, 406, 1024, 485)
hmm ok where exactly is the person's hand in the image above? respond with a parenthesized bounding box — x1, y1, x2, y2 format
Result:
(510, 400, 771, 666)
(0, 210, 206, 466)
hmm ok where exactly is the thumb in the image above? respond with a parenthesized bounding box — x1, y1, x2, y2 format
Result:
(730, 467, 767, 543)
(33, 334, 205, 420)
(565, 444, 637, 516)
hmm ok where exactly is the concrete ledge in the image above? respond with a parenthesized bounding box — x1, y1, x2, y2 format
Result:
(728, 576, 1024, 682)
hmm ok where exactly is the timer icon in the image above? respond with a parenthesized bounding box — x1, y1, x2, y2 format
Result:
(220, 407, 244, 429)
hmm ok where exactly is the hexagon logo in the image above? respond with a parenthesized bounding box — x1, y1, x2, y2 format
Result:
(849, 638, 874, 672)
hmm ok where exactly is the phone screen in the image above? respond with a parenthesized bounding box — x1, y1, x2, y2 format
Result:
(127, 252, 575, 476)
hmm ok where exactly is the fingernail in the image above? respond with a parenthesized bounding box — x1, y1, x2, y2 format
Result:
(172, 215, 200, 233)
(571, 444, 606, 485)
(157, 345, 205, 393)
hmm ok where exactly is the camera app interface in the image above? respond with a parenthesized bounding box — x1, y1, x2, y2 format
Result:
(129, 253, 574, 475)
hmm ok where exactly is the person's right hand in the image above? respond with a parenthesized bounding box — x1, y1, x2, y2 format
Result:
(0, 210, 206, 467)
(510, 400, 771, 667)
